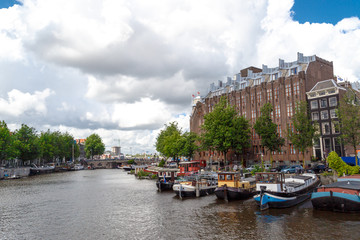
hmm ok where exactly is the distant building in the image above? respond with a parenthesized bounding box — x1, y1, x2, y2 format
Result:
(190, 52, 334, 167)
(111, 146, 121, 156)
(76, 139, 86, 160)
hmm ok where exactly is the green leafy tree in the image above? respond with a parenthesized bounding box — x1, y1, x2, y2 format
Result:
(201, 96, 251, 163)
(179, 131, 199, 160)
(336, 94, 360, 166)
(327, 151, 359, 176)
(254, 103, 284, 167)
(155, 122, 183, 161)
(39, 130, 56, 163)
(0, 120, 17, 164)
(85, 133, 105, 159)
(13, 124, 40, 164)
(288, 101, 318, 168)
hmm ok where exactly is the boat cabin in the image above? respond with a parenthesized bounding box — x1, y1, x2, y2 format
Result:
(218, 172, 255, 189)
(255, 172, 286, 192)
(178, 160, 206, 176)
(157, 168, 179, 181)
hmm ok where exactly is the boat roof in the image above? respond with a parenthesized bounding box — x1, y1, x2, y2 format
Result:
(323, 180, 360, 190)
(292, 175, 312, 181)
(285, 182, 304, 188)
(338, 175, 360, 182)
(179, 161, 200, 165)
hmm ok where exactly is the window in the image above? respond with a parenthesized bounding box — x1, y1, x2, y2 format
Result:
(251, 94, 255, 105)
(251, 109, 256, 121)
(287, 103, 293, 117)
(271, 73, 278, 80)
(312, 112, 319, 120)
(274, 87, 279, 100)
(321, 110, 329, 120)
(330, 109, 337, 118)
(285, 84, 292, 97)
(267, 89, 273, 101)
(257, 92, 262, 103)
(277, 125, 282, 137)
(329, 97, 337, 107)
(226, 175, 233, 180)
(293, 82, 300, 95)
(332, 121, 340, 134)
(275, 105, 280, 118)
(322, 122, 330, 135)
(290, 67, 297, 75)
(241, 95, 246, 109)
(311, 100, 318, 109)
(320, 99, 328, 108)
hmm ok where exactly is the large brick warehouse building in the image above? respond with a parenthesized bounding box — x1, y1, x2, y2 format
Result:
(190, 52, 347, 167)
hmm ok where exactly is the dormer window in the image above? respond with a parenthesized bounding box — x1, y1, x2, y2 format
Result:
(271, 73, 278, 81)
(290, 67, 297, 75)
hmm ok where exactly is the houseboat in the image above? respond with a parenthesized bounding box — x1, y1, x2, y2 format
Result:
(177, 160, 206, 177)
(29, 164, 55, 176)
(156, 168, 180, 192)
(173, 172, 217, 198)
(214, 172, 256, 201)
(253, 172, 320, 210)
(311, 175, 360, 213)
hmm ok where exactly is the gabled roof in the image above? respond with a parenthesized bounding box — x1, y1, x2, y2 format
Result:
(309, 79, 346, 92)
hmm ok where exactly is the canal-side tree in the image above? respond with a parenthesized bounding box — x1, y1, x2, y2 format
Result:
(85, 133, 105, 159)
(13, 124, 40, 165)
(155, 122, 183, 161)
(336, 94, 360, 166)
(287, 101, 318, 168)
(179, 131, 199, 160)
(254, 103, 284, 167)
(39, 130, 56, 164)
(0, 120, 17, 165)
(201, 96, 251, 164)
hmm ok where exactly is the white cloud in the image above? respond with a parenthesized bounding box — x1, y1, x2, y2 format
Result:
(1, 0, 360, 153)
(0, 88, 54, 117)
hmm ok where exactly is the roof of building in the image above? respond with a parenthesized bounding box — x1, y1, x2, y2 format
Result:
(309, 79, 346, 92)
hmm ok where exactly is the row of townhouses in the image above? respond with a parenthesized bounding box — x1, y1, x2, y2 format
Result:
(190, 52, 360, 167)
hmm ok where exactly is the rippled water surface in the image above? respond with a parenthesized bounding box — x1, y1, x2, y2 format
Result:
(1, 170, 360, 240)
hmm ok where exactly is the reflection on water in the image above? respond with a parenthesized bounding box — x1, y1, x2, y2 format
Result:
(0, 170, 359, 240)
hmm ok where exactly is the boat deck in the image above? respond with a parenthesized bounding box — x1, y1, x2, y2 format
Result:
(322, 180, 360, 190)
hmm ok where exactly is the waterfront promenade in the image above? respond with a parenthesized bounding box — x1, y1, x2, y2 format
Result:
(1, 169, 359, 240)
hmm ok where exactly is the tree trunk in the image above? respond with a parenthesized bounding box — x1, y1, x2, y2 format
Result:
(269, 152, 273, 168)
(354, 146, 358, 166)
(302, 152, 305, 169)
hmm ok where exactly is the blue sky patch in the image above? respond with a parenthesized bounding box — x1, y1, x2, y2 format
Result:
(292, 0, 360, 25)
(0, 0, 21, 9)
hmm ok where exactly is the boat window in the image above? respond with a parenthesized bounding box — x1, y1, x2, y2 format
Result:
(226, 175, 233, 180)
(219, 175, 225, 181)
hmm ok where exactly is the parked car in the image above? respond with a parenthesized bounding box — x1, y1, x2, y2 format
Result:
(306, 164, 330, 174)
(281, 165, 303, 174)
(270, 165, 288, 172)
(245, 165, 257, 171)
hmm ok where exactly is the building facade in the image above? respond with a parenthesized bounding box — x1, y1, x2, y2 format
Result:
(190, 53, 334, 167)
(307, 80, 360, 160)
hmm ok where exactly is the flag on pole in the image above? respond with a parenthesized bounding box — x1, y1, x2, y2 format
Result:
(197, 91, 200, 95)
(192, 94, 195, 98)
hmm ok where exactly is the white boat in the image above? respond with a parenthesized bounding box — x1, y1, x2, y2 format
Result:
(253, 172, 320, 210)
(173, 172, 217, 198)
(74, 164, 84, 170)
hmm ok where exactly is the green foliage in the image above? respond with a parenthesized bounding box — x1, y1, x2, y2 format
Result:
(251, 165, 264, 175)
(201, 96, 251, 162)
(321, 171, 333, 177)
(85, 133, 105, 159)
(137, 170, 151, 177)
(155, 122, 183, 160)
(13, 124, 40, 163)
(127, 159, 135, 164)
(327, 151, 360, 176)
(179, 131, 199, 159)
(254, 103, 284, 166)
(0, 120, 17, 162)
(288, 101, 318, 168)
(158, 159, 166, 167)
(336, 94, 360, 165)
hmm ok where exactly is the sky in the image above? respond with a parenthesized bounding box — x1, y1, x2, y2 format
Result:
(0, 0, 359, 154)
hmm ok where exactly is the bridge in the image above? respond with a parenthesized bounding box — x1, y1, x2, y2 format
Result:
(83, 158, 158, 169)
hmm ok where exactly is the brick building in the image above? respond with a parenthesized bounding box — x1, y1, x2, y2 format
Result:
(307, 80, 360, 160)
(190, 52, 334, 167)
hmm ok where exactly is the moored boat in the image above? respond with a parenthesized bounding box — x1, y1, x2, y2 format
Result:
(311, 175, 360, 213)
(253, 172, 320, 210)
(214, 172, 256, 201)
(29, 164, 55, 176)
(173, 172, 217, 198)
(155, 168, 179, 192)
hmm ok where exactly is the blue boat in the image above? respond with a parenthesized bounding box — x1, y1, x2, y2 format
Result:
(311, 175, 360, 213)
(253, 172, 320, 210)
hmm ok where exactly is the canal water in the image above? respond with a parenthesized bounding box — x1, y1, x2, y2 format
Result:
(1, 170, 359, 240)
